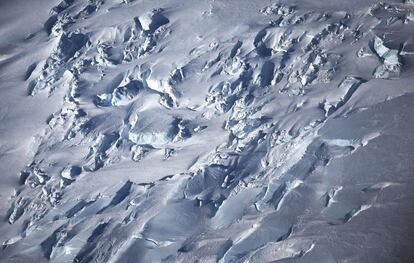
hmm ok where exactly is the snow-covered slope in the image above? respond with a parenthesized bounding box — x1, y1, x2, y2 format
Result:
(1, 0, 414, 262)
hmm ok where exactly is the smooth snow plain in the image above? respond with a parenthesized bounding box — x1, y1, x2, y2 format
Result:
(0, 0, 414, 262)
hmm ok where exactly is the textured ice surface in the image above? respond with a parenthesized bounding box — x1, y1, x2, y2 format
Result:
(1, 0, 414, 262)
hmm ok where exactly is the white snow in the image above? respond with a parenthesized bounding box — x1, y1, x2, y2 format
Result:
(0, 0, 414, 262)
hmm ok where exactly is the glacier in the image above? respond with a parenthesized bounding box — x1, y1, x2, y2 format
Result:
(0, 0, 414, 262)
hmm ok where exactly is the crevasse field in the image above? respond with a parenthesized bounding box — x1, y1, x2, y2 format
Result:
(0, 0, 414, 262)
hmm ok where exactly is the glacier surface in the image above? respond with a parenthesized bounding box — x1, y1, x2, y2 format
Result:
(0, 0, 414, 262)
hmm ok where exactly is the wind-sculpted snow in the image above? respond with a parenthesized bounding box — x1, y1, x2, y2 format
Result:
(1, 0, 414, 262)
